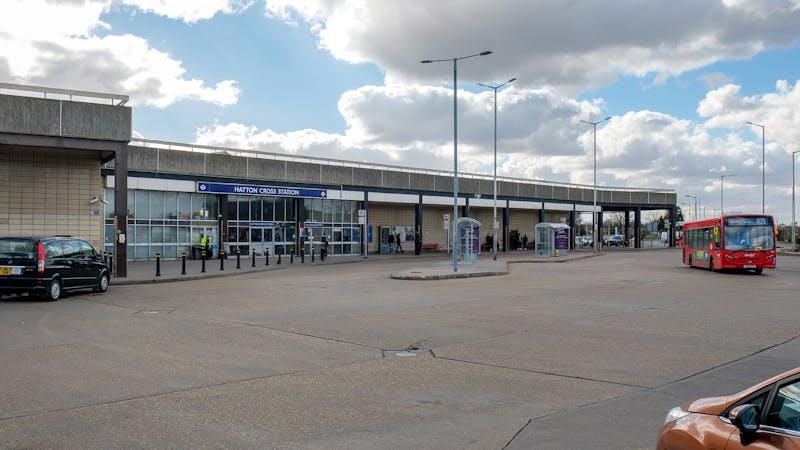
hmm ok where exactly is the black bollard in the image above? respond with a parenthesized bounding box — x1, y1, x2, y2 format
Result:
(201, 251, 206, 273)
(108, 254, 114, 276)
(290, 250, 294, 264)
(155, 253, 161, 277)
(220, 250, 225, 271)
(277, 252, 282, 265)
(311, 247, 315, 263)
(181, 252, 187, 275)
(236, 247, 241, 269)
(301, 248, 305, 264)
(265, 248, 270, 266)
(251, 251, 256, 268)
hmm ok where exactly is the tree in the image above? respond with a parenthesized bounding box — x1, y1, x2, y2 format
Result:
(657, 216, 666, 232)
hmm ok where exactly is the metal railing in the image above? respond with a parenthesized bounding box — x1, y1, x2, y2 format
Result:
(0, 82, 128, 106)
(130, 138, 674, 194)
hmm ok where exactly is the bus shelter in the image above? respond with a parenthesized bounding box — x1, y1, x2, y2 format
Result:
(535, 222, 571, 257)
(455, 217, 481, 264)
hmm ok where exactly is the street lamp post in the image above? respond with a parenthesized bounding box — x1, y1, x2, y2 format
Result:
(421, 50, 492, 272)
(720, 173, 736, 215)
(746, 122, 766, 214)
(580, 117, 612, 253)
(792, 150, 799, 250)
(476, 78, 516, 261)
(684, 194, 698, 221)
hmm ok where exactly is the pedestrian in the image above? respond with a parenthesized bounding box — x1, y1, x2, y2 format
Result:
(321, 234, 329, 261)
(395, 232, 403, 253)
(522, 234, 529, 250)
(387, 232, 395, 253)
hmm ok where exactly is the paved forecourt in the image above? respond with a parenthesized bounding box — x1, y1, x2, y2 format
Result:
(0, 250, 798, 449)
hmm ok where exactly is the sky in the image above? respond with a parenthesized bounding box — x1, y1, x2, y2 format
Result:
(1, 0, 800, 223)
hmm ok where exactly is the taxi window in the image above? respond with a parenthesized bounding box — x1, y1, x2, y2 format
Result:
(765, 379, 800, 432)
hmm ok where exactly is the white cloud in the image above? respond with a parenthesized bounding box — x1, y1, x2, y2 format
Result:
(121, 0, 254, 23)
(0, 0, 240, 107)
(196, 78, 800, 222)
(699, 72, 734, 89)
(263, 0, 800, 92)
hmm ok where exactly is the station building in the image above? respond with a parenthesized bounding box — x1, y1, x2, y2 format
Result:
(0, 84, 678, 277)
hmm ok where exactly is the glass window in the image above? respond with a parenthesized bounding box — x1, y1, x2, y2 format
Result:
(178, 193, 191, 220)
(191, 227, 202, 245)
(765, 379, 800, 431)
(286, 198, 296, 221)
(45, 241, 63, 258)
(323, 200, 333, 223)
(263, 198, 274, 221)
(205, 195, 218, 219)
(134, 246, 148, 260)
(264, 229, 273, 242)
(285, 225, 296, 242)
(275, 198, 286, 221)
(724, 225, 776, 251)
(238, 227, 249, 242)
(105, 225, 115, 246)
(310, 198, 322, 222)
(135, 190, 149, 219)
(274, 227, 284, 242)
(149, 246, 163, 259)
(135, 225, 149, 244)
(78, 240, 95, 257)
(127, 190, 135, 219)
(238, 196, 250, 220)
(104, 188, 115, 218)
(151, 226, 164, 243)
(343, 228, 352, 242)
(178, 226, 190, 244)
(228, 227, 237, 242)
(62, 240, 80, 258)
(227, 195, 237, 220)
(251, 197, 262, 221)
(164, 226, 177, 244)
(164, 192, 178, 219)
(352, 227, 361, 243)
(251, 228, 262, 242)
(149, 191, 164, 219)
(163, 245, 177, 259)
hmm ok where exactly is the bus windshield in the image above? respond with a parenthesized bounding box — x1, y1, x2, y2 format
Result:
(724, 217, 774, 251)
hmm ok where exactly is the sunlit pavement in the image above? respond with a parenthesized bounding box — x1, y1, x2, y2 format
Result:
(1, 250, 798, 449)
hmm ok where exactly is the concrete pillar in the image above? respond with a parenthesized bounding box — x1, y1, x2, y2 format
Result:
(598, 211, 604, 247)
(113, 145, 128, 277)
(669, 206, 677, 247)
(634, 207, 642, 248)
(569, 208, 576, 250)
(219, 195, 229, 254)
(502, 201, 510, 252)
(538, 208, 545, 224)
(361, 192, 368, 256)
(415, 195, 422, 255)
(624, 210, 630, 247)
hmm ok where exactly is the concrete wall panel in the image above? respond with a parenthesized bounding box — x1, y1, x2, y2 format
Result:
(127, 146, 158, 171)
(382, 170, 410, 189)
(0, 96, 60, 136)
(631, 191, 648, 204)
(61, 101, 131, 142)
(206, 154, 247, 178)
(435, 175, 453, 193)
(518, 183, 535, 199)
(248, 158, 286, 181)
(552, 186, 569, 200)
(321, 165, 353, 185)
(410, 173, 435, 191)
(498, 181, 517, 197)
(459, 177, 480, 195)
(156, 149, 205, 174)
(285, 161, 320, 183)
(352, 168, 382, 187)
(536, 184, 553, 199)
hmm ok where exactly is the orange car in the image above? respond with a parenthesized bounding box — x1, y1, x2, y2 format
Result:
(657, 367, 800, 449)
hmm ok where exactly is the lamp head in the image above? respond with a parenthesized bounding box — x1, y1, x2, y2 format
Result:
(479, 51, 493, 56)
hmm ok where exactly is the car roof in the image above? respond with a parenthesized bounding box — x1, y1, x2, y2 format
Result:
(0, 236, 81, 242)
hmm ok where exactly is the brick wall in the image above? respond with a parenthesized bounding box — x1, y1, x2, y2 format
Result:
(0, 146, 104, 249)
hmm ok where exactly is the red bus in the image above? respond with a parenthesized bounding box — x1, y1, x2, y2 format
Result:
(682, 214, 777, 274)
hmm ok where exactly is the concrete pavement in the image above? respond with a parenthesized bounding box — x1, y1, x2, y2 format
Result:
(1, 250, 798, 449)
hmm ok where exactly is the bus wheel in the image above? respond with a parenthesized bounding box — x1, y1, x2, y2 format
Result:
(709, 258, 715, 272)
(754, 268, 763, 275)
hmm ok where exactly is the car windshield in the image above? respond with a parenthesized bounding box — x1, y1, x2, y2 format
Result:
(724, 225, 774, 251)
(0, 239, 35, 259)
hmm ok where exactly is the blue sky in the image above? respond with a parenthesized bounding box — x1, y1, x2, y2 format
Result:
(102, 5, 384, 140)
(3, 0, 800, 220)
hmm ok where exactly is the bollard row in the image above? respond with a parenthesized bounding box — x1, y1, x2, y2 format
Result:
(151, 246, 316, 278)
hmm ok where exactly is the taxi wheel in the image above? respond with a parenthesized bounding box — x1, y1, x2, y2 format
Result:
(754, 268, 763, 275)
(94, 272, 109, 293)
(41, 278, 62, 302)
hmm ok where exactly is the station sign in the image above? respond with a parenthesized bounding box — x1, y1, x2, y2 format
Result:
(358, 209, 367, 225)
(196, 182, 327, 198)
(250, 221, 276, 228)
(304, 221, 324, 228)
